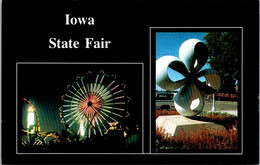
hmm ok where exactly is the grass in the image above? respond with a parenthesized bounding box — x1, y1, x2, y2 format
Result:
(203, 100, 238, 111)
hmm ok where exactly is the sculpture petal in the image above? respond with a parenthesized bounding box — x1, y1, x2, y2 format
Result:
(196, 68, 221, 93)
(179, 39, 208, 73)
(156, 55, 189, 90)
(174, 80, 204, 116)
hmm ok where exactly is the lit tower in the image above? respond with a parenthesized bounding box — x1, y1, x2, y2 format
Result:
(27, 106, 35, 132)
(23, 98, 40, 134)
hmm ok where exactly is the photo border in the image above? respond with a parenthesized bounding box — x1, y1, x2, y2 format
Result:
(16, 62, 144, 155)
(149, 27, 243, 155)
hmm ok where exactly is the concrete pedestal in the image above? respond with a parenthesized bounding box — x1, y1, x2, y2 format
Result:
(156, 115, 227, 139)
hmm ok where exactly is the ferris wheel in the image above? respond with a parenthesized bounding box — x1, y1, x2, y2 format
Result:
(59, 70, 129, 138)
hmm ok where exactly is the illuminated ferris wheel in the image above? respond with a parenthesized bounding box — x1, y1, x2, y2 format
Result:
(59, 70, 129, 138)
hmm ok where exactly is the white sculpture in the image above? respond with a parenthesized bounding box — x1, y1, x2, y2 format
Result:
(156, 39, 221, 117)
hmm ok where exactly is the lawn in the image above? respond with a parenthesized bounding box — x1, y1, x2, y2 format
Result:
(203, 100, 238, 111)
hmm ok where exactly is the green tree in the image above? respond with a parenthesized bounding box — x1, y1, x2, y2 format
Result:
(203, 32, 240, 93)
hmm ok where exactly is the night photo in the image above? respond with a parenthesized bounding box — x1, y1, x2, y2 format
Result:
(17, 63, 143, 153)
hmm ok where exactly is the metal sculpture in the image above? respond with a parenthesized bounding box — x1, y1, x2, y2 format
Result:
(156, 39, 221, 116)
(59, 71, 129, 138)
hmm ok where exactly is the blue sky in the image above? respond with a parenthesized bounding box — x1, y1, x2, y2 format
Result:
(156, 32, 210, 91)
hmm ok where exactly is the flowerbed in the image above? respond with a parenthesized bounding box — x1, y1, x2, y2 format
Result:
(155, 110, 239, 151)
(156, 109, 179, 118)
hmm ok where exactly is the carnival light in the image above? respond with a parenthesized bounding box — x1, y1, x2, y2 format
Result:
(60, 71, 128, 138)
(27, 106, 35, 130)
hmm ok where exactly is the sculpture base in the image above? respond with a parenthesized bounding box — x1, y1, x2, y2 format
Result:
(156, 115, 227, 139)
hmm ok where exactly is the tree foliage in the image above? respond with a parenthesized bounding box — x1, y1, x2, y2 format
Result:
(203, 32, 240, 93)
